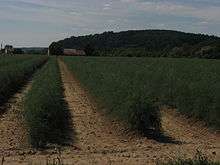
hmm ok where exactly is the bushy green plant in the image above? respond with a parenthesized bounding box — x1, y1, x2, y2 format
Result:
(63, 57, 162, 134)
(0, 55, 48, 106)
(0, 55, 34, 68)
(126, 95, 161, 133)
(24, 57, 69, 148)
(63, 56, 220, 129)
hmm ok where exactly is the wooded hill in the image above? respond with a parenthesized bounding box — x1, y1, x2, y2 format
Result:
(53, 30, 220, 58)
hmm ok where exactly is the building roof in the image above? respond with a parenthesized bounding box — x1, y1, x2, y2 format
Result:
(63, 49, 85, 56)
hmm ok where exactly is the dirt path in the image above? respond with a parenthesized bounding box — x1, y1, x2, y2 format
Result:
(0, 81, 33, 163)
(1, 59, 219, 165)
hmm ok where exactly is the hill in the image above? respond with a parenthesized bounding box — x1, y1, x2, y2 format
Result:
(52, 30, 220, 58)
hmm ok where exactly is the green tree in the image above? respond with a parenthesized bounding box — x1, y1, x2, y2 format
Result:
(49, 42, 63, 55)
(13, 48, 24, 54)
(84, 44, 95, 56)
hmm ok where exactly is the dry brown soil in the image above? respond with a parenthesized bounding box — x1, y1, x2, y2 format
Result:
(0, 82, 32, 164)
(0, 59, 219, 165)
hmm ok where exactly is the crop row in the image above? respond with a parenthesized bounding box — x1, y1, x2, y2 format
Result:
(0, 55, 37, 69)
(63, 57, 161, 134)
(63, 57, 220, 130)
(24, 57, 70, 148)
(0, 56, 48, 106)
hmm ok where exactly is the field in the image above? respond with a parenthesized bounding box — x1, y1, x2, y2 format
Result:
(63, 57, 220, 129)
(0, 55, 37, 68)
(0, 55, 219, 164)
(0, 55, 48, 107)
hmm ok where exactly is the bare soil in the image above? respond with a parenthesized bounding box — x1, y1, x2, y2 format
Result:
(0, 81, 32, 164)
(0, 59, 219, 165)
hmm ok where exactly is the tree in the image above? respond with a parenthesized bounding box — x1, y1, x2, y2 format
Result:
(84, 44, 95, 56)
(13, 48, 24, 54)
(49, 42, 63, 55)
(50, 30, 220, 58)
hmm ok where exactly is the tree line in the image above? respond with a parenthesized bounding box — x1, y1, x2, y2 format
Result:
(49, 30, 220, 58)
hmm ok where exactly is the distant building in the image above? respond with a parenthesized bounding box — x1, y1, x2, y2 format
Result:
(1, 49, 5, 54)
(5, 45, 14, 54)
(63, 49, 85, 56)
(0, 42, 3, 54)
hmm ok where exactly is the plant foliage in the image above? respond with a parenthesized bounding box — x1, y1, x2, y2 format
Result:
(63, 57, 220, 129)
(55, 30, 220, 58)
(24, 57, 70, 148)
(0, 55, 48, 106)
(63, 57, 162, 134)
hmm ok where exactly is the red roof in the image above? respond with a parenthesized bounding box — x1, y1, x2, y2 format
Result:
(63, 49, 85, 56)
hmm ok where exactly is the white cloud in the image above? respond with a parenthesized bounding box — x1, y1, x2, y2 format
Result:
(137, 1, 220, 22)
(103, 3, 112, 10)
(120, 0, 137, 2)
(0, 0, 220, 47)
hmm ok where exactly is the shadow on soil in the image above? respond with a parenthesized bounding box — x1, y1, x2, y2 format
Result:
(0, 60, 47, 116)
(57, 65, 77, 148)
(144, 129, 182, 144)
(33, 98, 77, 150)
(0, 79, 32, 116)
(59, 99, 77, 147)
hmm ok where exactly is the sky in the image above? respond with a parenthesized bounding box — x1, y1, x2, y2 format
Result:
(0, 0, 220, 47)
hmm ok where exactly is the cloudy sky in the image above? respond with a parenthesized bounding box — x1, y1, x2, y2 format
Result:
(0, 0, 220, 47)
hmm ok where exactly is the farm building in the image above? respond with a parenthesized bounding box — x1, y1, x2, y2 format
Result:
(63, 49, 85, 56)
(4, 45, 14, 54)
(0, 43, 4, 54)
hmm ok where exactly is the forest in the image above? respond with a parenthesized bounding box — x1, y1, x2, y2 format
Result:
(52, 30, 220, 59)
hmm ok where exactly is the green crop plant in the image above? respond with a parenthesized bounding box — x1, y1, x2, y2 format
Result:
(63, 57, 162, 134)
(0, 55, 36, 69)
(0, 55, 48, 106)
(24, 57, 70, 148)
(63, 56, 220, 131)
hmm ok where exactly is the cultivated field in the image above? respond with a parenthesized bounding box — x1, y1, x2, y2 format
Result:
(0, 55, 219, 165)
(63, 57, 220, 129)
(24, 57, 70, 148)
(0, 55, 48, 107)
